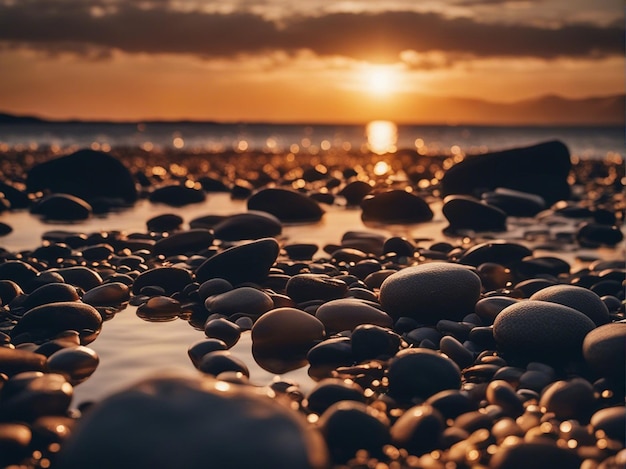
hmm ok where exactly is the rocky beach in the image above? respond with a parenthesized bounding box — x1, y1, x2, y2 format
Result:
(0, 140, 624, 469)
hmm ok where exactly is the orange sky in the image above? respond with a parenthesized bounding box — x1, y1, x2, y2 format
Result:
(0, 0, 623, 123)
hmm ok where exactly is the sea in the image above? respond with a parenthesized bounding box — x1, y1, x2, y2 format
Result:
(0, 121, 624, 160)
(0, 121, 624, 407)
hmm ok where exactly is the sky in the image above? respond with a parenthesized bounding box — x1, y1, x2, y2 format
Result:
(0, 0, 623, 123)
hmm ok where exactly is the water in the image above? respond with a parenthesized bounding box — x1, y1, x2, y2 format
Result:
(0, 121, 623, 160)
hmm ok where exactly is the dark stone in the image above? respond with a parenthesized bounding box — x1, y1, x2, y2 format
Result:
(306, 337, 354, 368)
(0, 347, 47, 377)
(55, 266, 103, 292)
(486, 380, 524, 418)
(360, 190, 433, 224)
(474, 296, 519, 324)
(387, 348, 461, 401)
(481, 187, 545, 217)
(26, 149, 137, 205)
(21, 283, 80, 312)
(286, 274, 348, 304)
(0, 280, 24, 305)
(82, 282, 131, 307)
(204, 286, 274, 319)
(425, 389, 478, 420)
(0, 222, 12, 236)
(0, 181, 31, 209)
(283, 243, 319, 260)
(440, 140, 571, 204)
(212, 211, 282, 241)
(195, 238, 280, 286)
(197, 176, 229, 192)
(153, 229, 214, 257)
(315, 298, 392, 333)
(204, 318, 241, 348)
(493, 300, 595, 364)
(442, 195, 507, 233)
(390, 404, 445, 456)
(306, 378, 365, 415)
(146, 214, 184, 232)
(439, 335, 475, 369)
(197, 350, 249, 377)
(188, 214, 226, 229)
(590, 406, 625, 443)
(46, 345, 99, 385)
(583, 323, 626, 383)
(530, 284, 610, 326)
(80, 244, 114, 262)
(456, 241, 533, 268)
(338, 181, 373, 206)
(379, 263, 481, 323)
(133, 267, 193, 296)
(318, 401, 390, 463)
(538, 378, 594, 422)
(576, 223, 624, 248)
(57, 375, 328, 469)
(513, 256, 570, 279)
(490, 442, 581, 469)
(247, 188, 324, 223)
(382, 236, 415, 257)
(149, 185, 206, 207)
(187, 339, 228, 368)
(30, 194, 92, 221)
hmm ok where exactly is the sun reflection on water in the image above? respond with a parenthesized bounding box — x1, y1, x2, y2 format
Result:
(366, 120, 397, 155)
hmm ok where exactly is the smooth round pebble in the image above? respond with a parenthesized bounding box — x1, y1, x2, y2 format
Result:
(251, 307, 325, 350)
(152, 229, 214, 257)
(582, 322, 626, 382)
(360, 190, 433, 224)
(390, 404, 445, 456)
(132, 267, 193, 296)
(204, 286, 274, 318)
(247, 188, 324, 223)
(46, 346, 100, 385)
(204, 318, 241, 348)
(314, 298, 392, 333)
(530, 284, 610, 326)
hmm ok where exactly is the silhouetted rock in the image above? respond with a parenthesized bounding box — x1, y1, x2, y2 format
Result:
(247, 188, 324, 223)
(440, 140, 571, 204)
(149, 185, 206, 207)
(30, 194, 92, 221)
(361, 190, 433, 224)
(442, 195, 507, 233)
(26, 149, 137, 205)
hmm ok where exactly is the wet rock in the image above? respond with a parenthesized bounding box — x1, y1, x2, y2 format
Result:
(0, 280, 24, 305)
(493, 300, 595, 364)
(390, 404, 445, 456)
(583, 322, 626, 383)
(457, 241, 533, 268)
(197, 278, 233, 302)
(360, 190, 433, 224)
(306, 378, 365, 415)
(204, 318, 241, 348)
(0, 180, 30, 209)
(251, 307, 325, 350)
(82, 282, 131, 307)
(425, 389, 478, 421)
(576, 223, 624, 248)
(338, 181, 373, 206)
(0, 422, 32, 467)
(204, 286, 274, 319)
(195, 238, 280, 286)
(21, 283, 80, 312)
(10, 301, 103, 345)
(490, 441, 581, 469)
(387, 348, 462, 401)
(0, 372, 74, 422)
(0, 222, 12, 237)
(153, 229, 214, 257)
(440, 335, 475, 370)
(442, 195, 507, 233)
(187, 339, 228, 368)
(247, 188, 324, 223)
(146, 213, 184, 232)
(440, 140, 571, 204)
(590, 406, 625, 443)
(55, 266, 103, 292)
(136, 296, 181, 321)
(314, 298, 393, 333)
(133, 267, 193, 296)
(26, 149, 137, 205)
(285, 274, 348, 304)
(46, 345, 99, 385)
(30, 193, 92, 221)
(318, 401, 389, 463)
(306, 337, 354, 368)
(0, 347, 47, 376)
(80, 244, 114, 262)
(197, 350, 249, 377)
(212, 211, 282, 241)
(481, 187, 546, 217)
(382, 236, 415, 257)
(149, 185, 206, 207)
(57, 374, 328, 469)
(284, 243, 319, 261)
(351, 324, 400, 361)
(539, 378, 594, 422)
(379, 263, 481, 323)
(530, 284, 610, 326)
(485, 380, 524, 418)
(513, 256, 570, 279)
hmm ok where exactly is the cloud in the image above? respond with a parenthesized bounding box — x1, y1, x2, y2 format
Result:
(0, 2, 622, 63)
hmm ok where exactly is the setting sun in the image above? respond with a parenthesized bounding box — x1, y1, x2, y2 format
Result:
(365, 67, 396, 96)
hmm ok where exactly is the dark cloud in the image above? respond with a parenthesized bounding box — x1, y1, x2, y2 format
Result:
(0, 2, 622, 62)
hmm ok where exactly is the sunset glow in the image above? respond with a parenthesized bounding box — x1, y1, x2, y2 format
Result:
(0, 0, 622, 124)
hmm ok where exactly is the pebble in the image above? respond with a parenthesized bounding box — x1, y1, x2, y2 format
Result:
(204, 286, 274, 318)
(530, 284, 610, 326)
(0, 279, 24, 305)
(314, 298, 393, 333)
(0, 422, 32, 467)
(132, 266, 193, 296)
(442, 195, 507, 233)
(204, 318, 241, 348)
(212, 211, 282, 241)
(21, 283, 81, 312)
(305, 378, 366, 415)
(46, 345, 100, 385)
(197, 350, 249, 377)
(187, 338, 228, 368)
(350, 324, 400, 361)
(582, 322, 626, 383)
(146, 213, 184, 232)
(55, 266, 103, 292)
(338, 180, 373, 206)
(81, 282, 131, 307)
(306, 337, 354, 369)
(30, 194, 93, 221)
(152, 229, 214, 257)
(379, 263, 482, 323)
(360, 190, 433, 224)
(590, 406, 626, 443)
(456, 241, 533, 267)
(481, 187, 546, 217)
(57, 374, 328, 469)
(490, 441, 581, 469)
(425, 389, 478, 420)
(576, 222, 624, 248)
(285, 273, 348, 304)
(485, 380, 524, 418)
(283, 243, 319, 260)
(0, 347, 47, 376)
(136, 296, 181, 321)
(474, 296, 519, 324)
(10, 301, 103, 345)
(195, 237, 280, 285)
(493, 300, 595, 364)
(247, 188, 324, 222)
(149, 184, 206, 207)
(251, 307, 325, 350)
(390, 404, 446, 456)
(538, 378, 595, 422)
(387, 348, 462, 401)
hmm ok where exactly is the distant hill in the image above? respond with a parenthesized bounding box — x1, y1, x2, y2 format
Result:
(0, 93, 624, 126)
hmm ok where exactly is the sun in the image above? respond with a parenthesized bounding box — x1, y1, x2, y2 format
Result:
(365, 67, 395, 96)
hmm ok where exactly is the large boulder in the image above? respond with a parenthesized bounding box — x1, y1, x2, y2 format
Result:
(26, 149, 137, 205)
(440, 140, 571, 204)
